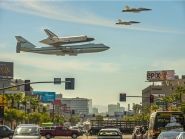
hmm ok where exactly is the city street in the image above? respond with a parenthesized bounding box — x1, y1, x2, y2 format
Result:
(48, 134, 132, 139)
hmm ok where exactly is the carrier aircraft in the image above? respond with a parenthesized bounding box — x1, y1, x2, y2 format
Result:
(15, 36, 109, 56)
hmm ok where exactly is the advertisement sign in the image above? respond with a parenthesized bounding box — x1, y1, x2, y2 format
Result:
(147, 70, 175, 82)
(0, 62, 13, 79)
(32, 91, 56, 103)
(53, 99, 61, 105)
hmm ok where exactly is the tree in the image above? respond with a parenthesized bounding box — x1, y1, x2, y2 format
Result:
(28, 112, 41, 124)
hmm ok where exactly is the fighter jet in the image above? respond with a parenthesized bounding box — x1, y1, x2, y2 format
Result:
(122, 5, 151, 13)
(115, 19, 140, 25)
(15, 36, 109, 56)
(40, 29, 94, 46)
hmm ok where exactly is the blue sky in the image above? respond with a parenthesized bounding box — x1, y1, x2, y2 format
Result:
(0, 0, 185, 112)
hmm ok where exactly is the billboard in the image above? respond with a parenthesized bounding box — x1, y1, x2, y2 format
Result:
(0, 62, 13, 79)
(147, 70, 175, 82)
(32, 91, 56, 103)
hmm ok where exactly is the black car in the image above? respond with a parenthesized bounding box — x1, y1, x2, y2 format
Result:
(0, 125, 14, 139)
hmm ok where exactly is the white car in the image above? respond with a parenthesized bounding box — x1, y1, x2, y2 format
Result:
(13, 124, 41, 139)
(97, 128, 123, 139)
(176, 132, 185, 139)
(157, 131, 182, 139)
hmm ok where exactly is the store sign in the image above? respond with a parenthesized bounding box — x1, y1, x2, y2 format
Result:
(0, 62, 13, 79)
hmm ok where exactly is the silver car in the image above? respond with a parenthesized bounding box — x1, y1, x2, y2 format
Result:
(97, 128, 123, 139)
(157, 131, 182, 139)
(13, 124, 41, 139)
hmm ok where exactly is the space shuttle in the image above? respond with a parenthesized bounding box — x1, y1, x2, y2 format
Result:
(40, 29, 94, 46)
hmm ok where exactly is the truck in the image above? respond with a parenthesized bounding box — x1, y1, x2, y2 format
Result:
(40, 126, 81, 139)
(88, 120, 148, 135)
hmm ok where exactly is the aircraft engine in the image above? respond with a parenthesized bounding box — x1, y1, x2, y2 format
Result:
(64, 46, 71, 52)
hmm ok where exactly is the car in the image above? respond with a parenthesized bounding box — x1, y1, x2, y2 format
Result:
(97, 128, 123, 139)
(12, 124, 41, 139)
(176, 132, 185, 139)
(40, 126, 81, 139)
(0, 125, 14, 139)
(157, 131, 182, 139)
(132, 126, 142, 139)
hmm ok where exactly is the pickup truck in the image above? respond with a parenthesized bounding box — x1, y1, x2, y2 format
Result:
(40, 126, 81, 139)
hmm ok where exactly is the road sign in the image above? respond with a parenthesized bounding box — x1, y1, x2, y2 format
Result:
(32, 91, 56, 103)
(54, 78, 61, 84)
(65, 78, 75, 90)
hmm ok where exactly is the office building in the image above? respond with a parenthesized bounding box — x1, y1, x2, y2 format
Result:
(61, 97, 92, 115)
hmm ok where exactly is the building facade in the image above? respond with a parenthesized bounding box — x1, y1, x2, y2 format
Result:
(108, 103, 125, 116)
(61, 97, 92, 115)
(142, 75, 185, 107)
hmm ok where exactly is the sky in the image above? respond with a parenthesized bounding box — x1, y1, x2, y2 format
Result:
(0, 0, 185, 112)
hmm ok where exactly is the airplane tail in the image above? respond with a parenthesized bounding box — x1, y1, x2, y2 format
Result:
(15, 36, 36, 53)
(125, 5, 130, 10)
(44, 29, 58, 38)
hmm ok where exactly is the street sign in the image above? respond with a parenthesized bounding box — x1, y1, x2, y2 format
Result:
(54, 78, 61, 84)
(0, 61, 13, 79)
(120, 93, 126, 101)
(65, 78, 75, 90)
(32, 91, 56, 103)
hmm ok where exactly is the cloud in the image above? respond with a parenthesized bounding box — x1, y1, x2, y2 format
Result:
(151, 59, 185, 74)
(0, 51, 121, 73)
(1, 1, 184, 34)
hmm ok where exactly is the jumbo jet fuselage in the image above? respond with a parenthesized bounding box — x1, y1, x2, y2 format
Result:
(40, 35, 94, 46)
(17, 41, 109, 56)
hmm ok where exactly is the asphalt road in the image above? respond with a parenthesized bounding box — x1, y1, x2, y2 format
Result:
(50, 134, 132, 139)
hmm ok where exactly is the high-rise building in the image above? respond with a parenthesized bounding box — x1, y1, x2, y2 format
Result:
(92, 107, 99, 114)
(61, 97, 92, 115)
(108, 103, 125, 116)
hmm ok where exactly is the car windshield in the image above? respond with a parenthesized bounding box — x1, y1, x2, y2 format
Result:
(99, 131, 119, 136)
(14, 126, 39, 136)
(157, 131, 181, 139)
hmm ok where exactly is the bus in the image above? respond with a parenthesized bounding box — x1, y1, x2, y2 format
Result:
(148, 111, 185, 139)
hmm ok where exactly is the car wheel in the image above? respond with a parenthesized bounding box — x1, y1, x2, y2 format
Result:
(45, 134, 51, 139)
(71, 134, 77, 139)
(8, 135, 13, 139)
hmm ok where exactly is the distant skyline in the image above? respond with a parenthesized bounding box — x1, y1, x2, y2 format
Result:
(0, 1, 185, 112)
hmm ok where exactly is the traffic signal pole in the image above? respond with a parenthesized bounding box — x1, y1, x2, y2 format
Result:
(0, 79, 73, 124)
(0, 81, 70, 91)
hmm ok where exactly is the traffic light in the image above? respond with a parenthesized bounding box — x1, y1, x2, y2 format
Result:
(150, 95, 154, 103)
(24, 80, 30, 91)
(120, 93, 126, 101)
(65, 78, 75, 90)
(71, 109, 75, 115)
(0, 106, 4, 119)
